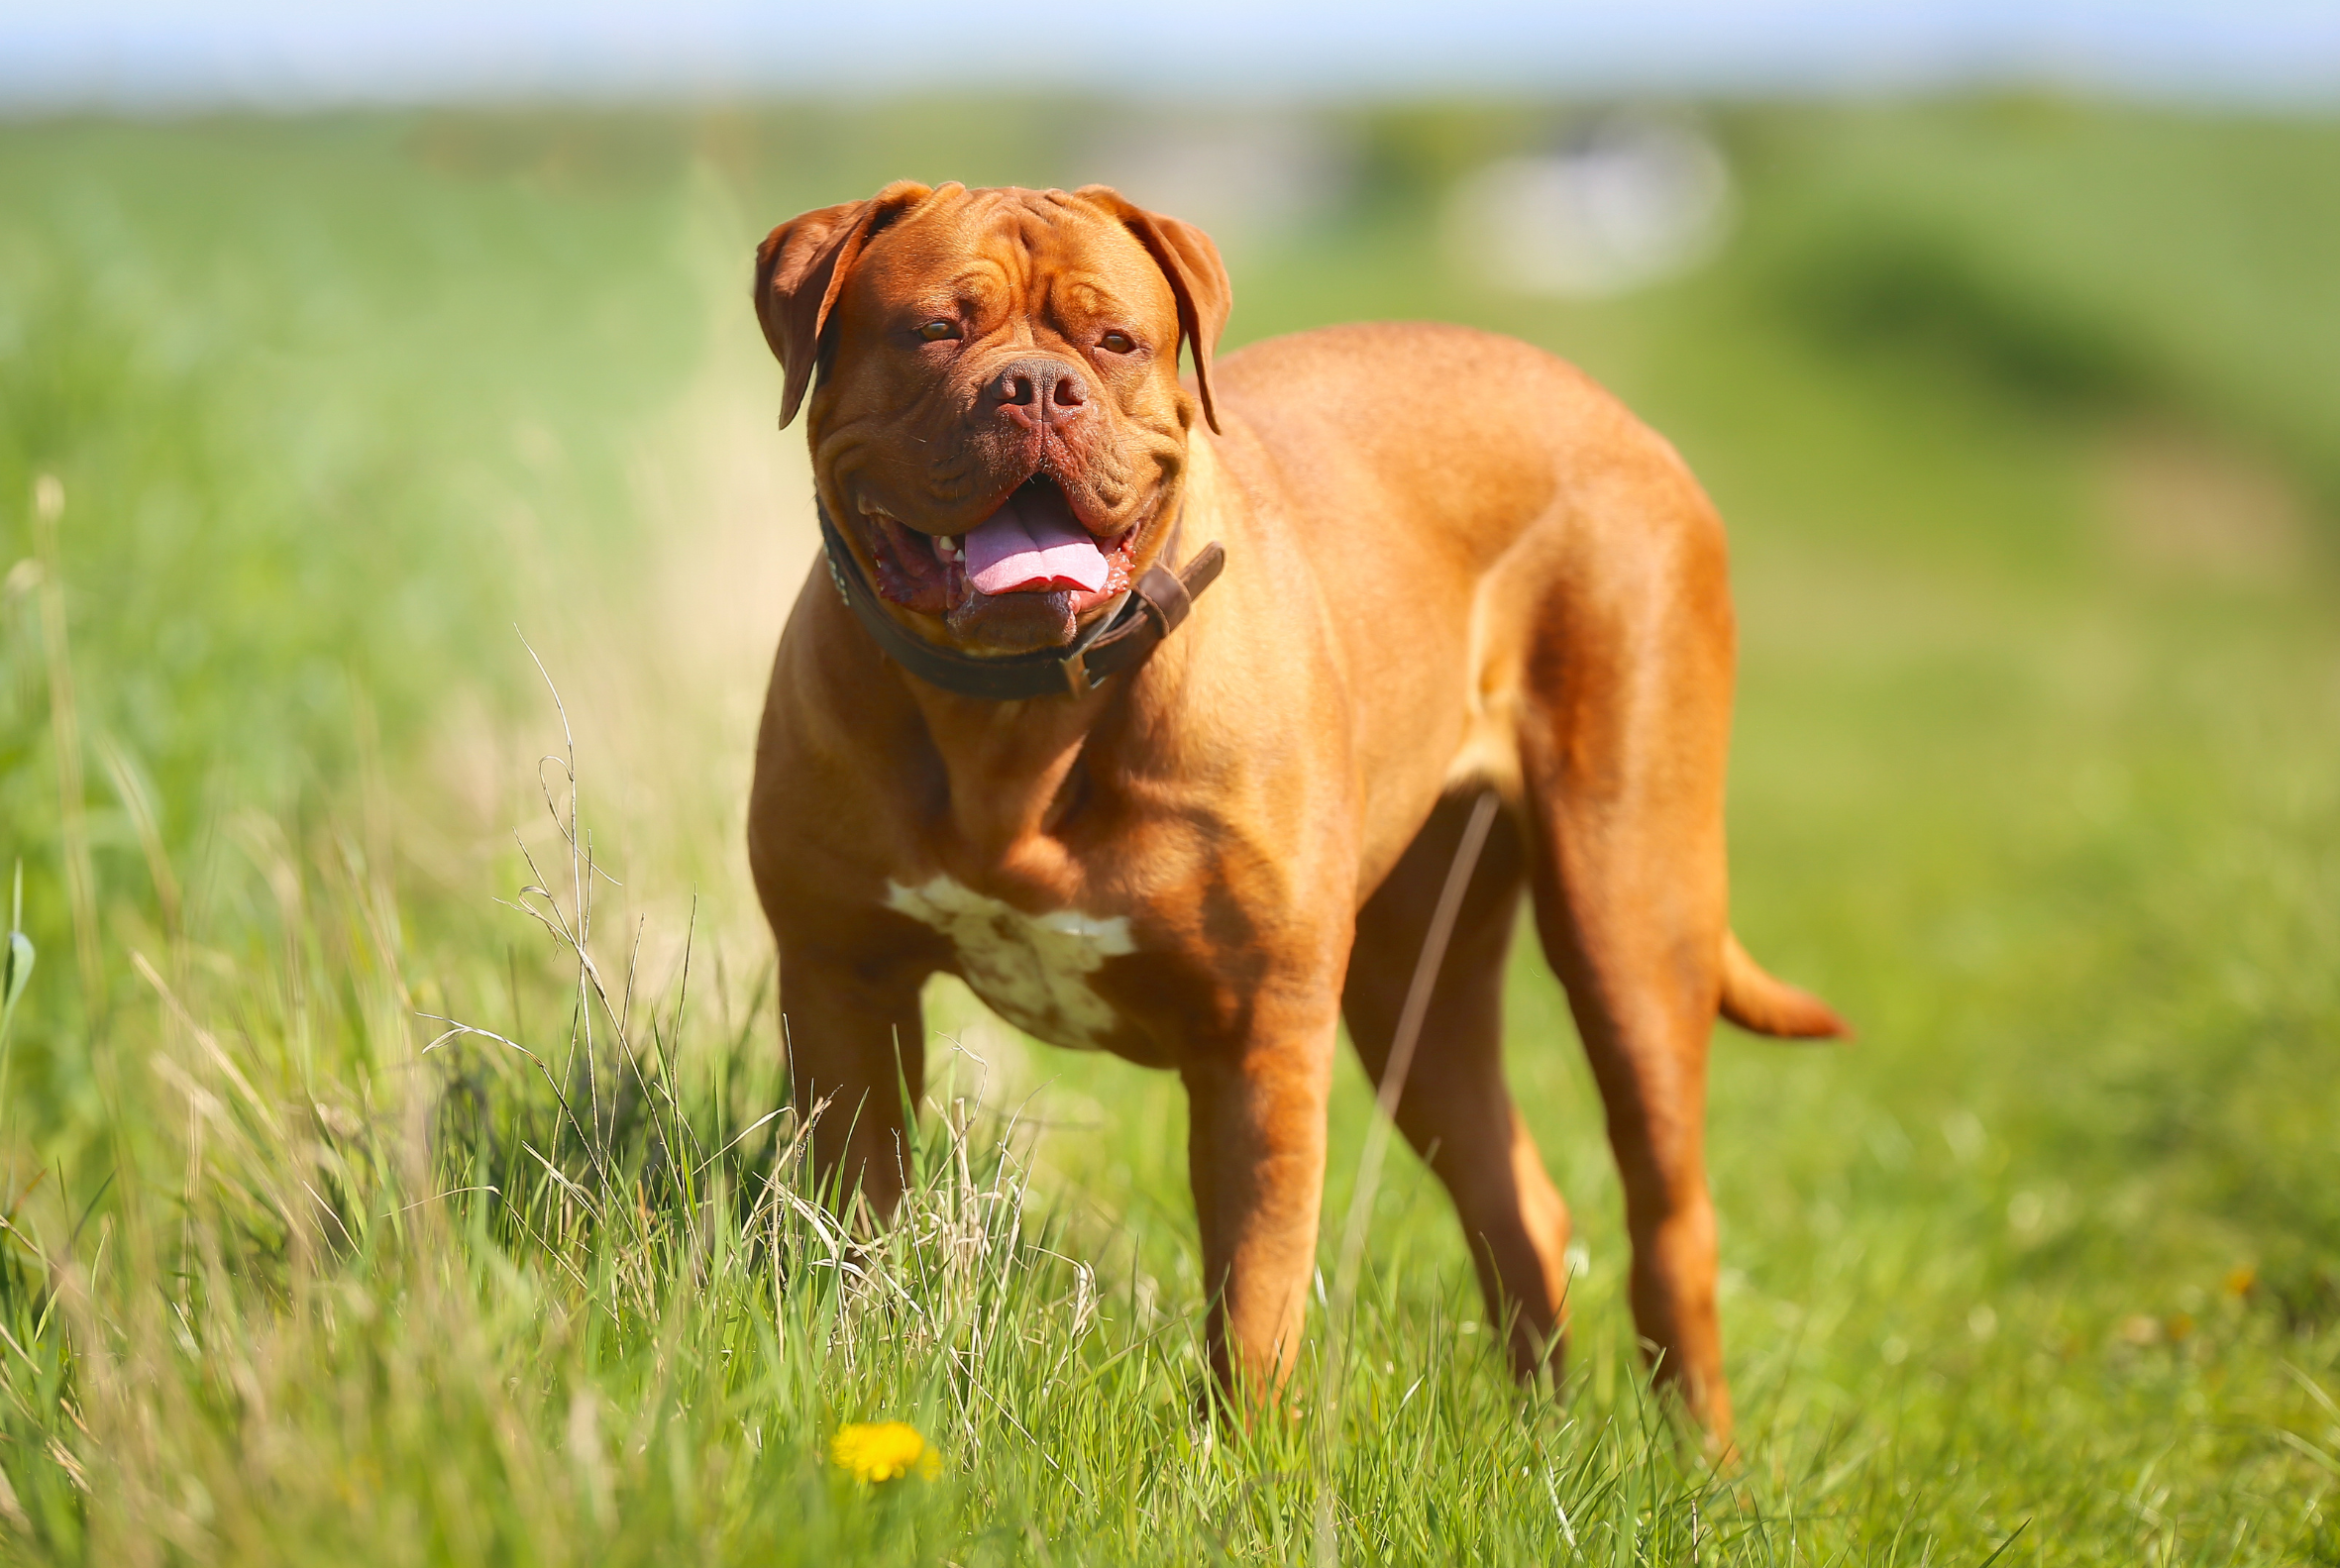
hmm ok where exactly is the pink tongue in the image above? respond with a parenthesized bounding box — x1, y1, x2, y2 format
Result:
(964, 492, 1110, 595)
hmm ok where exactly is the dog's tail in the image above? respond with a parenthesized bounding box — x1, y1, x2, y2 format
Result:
(1719, 931, 1851, 1040)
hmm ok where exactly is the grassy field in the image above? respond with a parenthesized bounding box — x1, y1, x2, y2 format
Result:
(1, 99, 2336, 1563)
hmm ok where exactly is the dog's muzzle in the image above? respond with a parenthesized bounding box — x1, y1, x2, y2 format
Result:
(816, 498, 1223, 700)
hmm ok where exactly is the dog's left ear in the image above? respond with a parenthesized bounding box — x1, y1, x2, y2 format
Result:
(1076, 186, 1233, 435)
(755, 180, 938, 429)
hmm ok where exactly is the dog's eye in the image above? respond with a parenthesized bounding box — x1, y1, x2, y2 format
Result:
(1100, 331, 1135, 354)
(917, 320, 957, 342)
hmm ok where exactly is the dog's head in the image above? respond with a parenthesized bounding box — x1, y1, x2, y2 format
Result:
(755, 182, 1230, 657)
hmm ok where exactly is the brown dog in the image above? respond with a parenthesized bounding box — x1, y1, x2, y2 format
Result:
(746, 180, 1844, 1445)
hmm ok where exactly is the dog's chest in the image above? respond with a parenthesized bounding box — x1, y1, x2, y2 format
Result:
(885, 876, 1133, 1049)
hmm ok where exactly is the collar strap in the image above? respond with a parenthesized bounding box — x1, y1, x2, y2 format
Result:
(814, 498, 1225, 701)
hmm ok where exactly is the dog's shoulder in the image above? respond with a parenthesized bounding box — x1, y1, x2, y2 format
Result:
(1215, 321, 1578, 394)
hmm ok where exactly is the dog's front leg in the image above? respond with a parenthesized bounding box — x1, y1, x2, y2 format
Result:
(777, 946, 927, 1224)
(1181, 992, 1339, 1405)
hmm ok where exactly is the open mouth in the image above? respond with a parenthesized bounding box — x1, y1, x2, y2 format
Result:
(856, 476, 1141, 626)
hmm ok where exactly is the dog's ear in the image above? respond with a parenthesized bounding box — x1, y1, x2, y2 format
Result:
(1075, 186, 1233, 435)
(755, 180, 937, 429)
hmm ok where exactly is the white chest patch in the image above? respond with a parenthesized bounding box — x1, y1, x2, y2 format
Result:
(885, 876, 1135, 1049)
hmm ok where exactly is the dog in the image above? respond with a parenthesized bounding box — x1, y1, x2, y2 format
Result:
(746, 180, 1845, 1446)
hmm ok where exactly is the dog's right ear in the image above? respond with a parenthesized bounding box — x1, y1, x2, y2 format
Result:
(755, 180, 937, 429)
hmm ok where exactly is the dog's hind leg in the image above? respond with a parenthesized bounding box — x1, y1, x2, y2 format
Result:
(1343, 790, 1573, 1381)
(1512, 488, 1742, 1447)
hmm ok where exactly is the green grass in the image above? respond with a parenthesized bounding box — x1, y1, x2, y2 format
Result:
(1, 99, 2337, 1563)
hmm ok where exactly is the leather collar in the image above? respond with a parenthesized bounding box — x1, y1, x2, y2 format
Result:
(814, 497, 1224, 701)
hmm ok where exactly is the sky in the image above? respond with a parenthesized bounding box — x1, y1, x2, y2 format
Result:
(3, 0, 2337, 111)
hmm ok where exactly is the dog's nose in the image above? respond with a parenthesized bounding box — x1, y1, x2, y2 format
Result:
(988, 357, 1088, 428)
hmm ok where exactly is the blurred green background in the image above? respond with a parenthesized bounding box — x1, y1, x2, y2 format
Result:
(2, 98, 2337, 1560)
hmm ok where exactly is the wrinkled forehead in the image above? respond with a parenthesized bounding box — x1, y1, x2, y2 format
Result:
(851, 186, 1176, 319)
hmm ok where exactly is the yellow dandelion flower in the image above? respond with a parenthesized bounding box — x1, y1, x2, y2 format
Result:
(831, 1420, 940, 1483)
